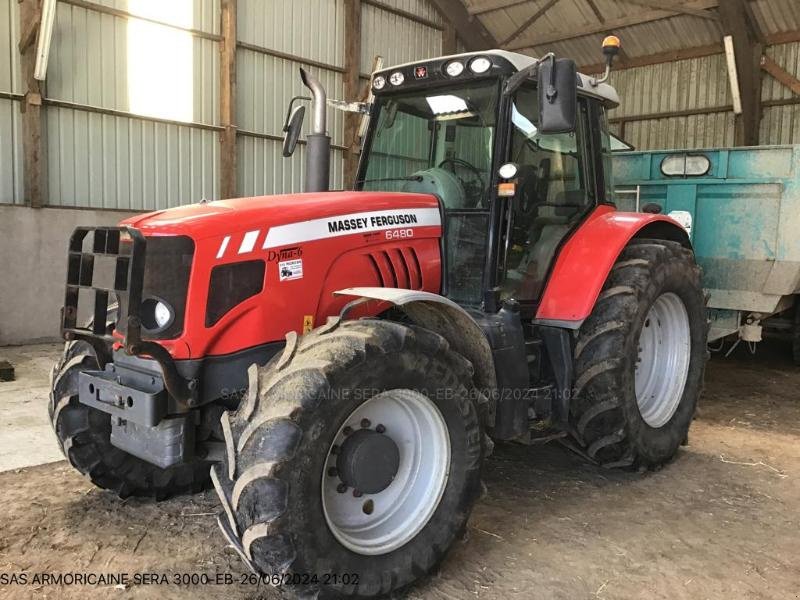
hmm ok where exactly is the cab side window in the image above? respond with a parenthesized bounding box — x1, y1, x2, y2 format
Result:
(502, 86, 592, 302)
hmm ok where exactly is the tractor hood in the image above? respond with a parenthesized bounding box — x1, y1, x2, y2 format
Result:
(121, 191, 441, 241)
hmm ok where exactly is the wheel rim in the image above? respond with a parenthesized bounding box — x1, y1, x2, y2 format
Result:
(321, 389, 451, 556)
(635, 292, 691, 428)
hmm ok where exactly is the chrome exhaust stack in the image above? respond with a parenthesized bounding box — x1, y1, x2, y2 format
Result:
(300, 68, 331, 192)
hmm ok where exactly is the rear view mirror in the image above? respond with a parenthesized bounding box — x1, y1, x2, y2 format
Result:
(282, 105, 306, 157)
(536, 56, 577, 134)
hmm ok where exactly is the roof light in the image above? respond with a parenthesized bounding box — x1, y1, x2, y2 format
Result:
(389, 71, 405, 86)
(373, 75, 386, 90)
(445, 61, 464, 77)
(469, 56, 491, 74)
(426, 95, 469, 115)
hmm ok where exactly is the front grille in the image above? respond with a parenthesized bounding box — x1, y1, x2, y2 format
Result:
(118, 236, 194, 340)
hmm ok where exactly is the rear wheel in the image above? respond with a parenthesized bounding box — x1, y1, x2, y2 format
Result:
(569, 239, 707, 469)
(212, 318, 486, 598)
(49, 313, 214, 499)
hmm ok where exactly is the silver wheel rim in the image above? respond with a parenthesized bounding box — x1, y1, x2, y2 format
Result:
(635, 292, 691, 428)
(321, 389, 451, 556)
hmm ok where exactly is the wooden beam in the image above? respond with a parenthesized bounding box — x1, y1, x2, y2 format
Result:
(499, 0, 561, 48)
(760, 55, 800, 97)
(60, 0, 222, 42)
(428, 0, 497, 51)
(343, 0, 362, 188)
(362, 0, 443, 30)
(584, 0, 605, 23)
(443, 21, 458, 55)
(471, 0, 531, 16)
(579, 28, 800, 75)
(18, 0, 43, 208)
(219, 0, 237, 199)
(742, 0, 766, 45)
(767, 30, 800, 46)
(579, 42, 724, 74)
(508, 0, 719, 50)
(619, 0, 719, 21)
(719, 0, 761, 146)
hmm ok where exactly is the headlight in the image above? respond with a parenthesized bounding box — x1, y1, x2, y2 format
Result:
(141, 297, 174, 332)
(373, 75, 386, 90)
(389, 71, 405, 86)
(154, 301, 172, 328)
(445, 61, 464, 77)
(469, 56, 491, 74)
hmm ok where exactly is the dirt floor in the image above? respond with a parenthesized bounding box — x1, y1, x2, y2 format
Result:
(0, 340, 799, 599)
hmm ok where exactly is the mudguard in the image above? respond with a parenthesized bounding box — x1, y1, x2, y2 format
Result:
(535, 205, 691, 329)
(334, 287, 497, 398)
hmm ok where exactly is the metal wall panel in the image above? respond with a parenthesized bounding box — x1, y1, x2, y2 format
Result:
(760, 42, 800, 146)
(609, 54, 734, 150)
(238, 0, 344, 67)
(623, 113, 736, 151)
(0, 98, 23, 204)
(0, 0, 22, 204)
(361, 2, 442, 71)
(760, 105, 800, 146)
(375, 0, 443, 25)
(45, 106, 218, 210)
(0, 0, 21, 94)
(238, 138, 344, 196)
(48, 1, 219, 123)
(237, 50, 345, 146)
(763, 42, 800, 103)
(610, 54, 731, 119)
(89, 0, 221, 35)
(44, 0, 220, 208)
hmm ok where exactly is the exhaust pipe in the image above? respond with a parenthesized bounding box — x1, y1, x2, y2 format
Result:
(300, 68, 331, 193)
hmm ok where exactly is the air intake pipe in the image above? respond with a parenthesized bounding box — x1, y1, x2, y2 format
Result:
(300, 68, 331, 192)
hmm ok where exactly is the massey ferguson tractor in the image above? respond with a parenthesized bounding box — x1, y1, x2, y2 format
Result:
(50, 38, 706, 598)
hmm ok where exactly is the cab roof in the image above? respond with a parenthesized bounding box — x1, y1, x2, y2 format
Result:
(376, 49, 620, 109)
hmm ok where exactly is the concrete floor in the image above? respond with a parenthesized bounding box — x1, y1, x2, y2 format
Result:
(0, 343, 64, 471)
(0, 340, 798, 599)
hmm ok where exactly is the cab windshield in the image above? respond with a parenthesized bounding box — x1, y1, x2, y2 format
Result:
(358, 80, 499, 210)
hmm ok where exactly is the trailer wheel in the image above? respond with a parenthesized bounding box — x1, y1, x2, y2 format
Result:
(569, 239, 707, 469)
(212, 319, 486, 598)
(49, 313, 213, 500)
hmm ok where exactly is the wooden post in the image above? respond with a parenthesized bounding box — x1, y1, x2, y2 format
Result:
(442, 22, 457, 55)
(219, 0, 237, 199)
(343, 0, 362, 188)
(18, 0, 43, 208)
(719, 0, 762, 146)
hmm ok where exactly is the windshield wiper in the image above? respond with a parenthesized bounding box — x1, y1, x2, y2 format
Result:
(358, 175, 423, 184)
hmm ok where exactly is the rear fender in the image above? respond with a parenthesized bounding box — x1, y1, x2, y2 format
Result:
(333, 287, 497, 401)
(536, 206, 691, 328)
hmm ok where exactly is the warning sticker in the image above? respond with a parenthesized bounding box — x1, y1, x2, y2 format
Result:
(279, 259, 303, 281)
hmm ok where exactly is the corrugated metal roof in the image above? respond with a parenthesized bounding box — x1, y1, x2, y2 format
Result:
(464, 0, 800, 65)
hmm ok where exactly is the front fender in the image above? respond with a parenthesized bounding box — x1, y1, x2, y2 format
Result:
(334, 287, 497, 397)
(536, 206, 691, 328)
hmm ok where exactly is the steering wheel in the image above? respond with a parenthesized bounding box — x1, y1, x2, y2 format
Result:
(438, 158, 486, 205)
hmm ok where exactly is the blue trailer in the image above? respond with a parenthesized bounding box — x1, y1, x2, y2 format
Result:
(613, 145, 800, 362)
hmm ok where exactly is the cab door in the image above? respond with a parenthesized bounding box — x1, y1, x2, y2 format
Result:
(499, 86, 600, 306)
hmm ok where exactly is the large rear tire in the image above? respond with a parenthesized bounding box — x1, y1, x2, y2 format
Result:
(49, 315, 213, 499)
(569, 239, 707, 469)
(212, 318, 487, 598)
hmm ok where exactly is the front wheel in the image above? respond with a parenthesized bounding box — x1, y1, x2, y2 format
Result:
(569, 239, 707, 469)
(212, 318, 486, 598)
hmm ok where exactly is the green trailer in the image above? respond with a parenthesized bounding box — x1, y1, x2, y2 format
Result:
(613, 145, 800, 362)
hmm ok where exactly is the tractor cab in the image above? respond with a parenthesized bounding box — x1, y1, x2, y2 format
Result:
(355, 49, 620, 313)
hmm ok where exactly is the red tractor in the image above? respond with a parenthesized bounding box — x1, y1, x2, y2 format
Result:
(50, 39, 706, 598)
